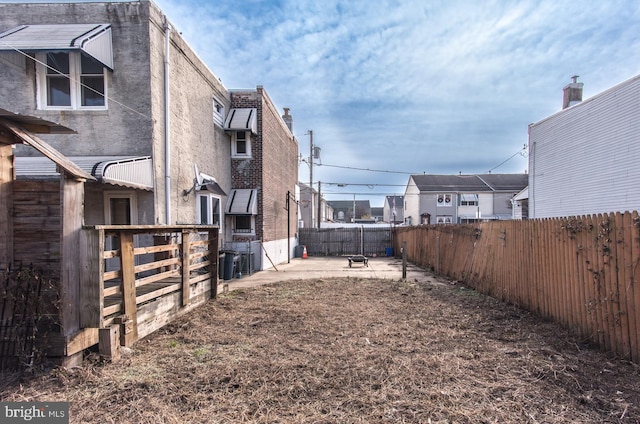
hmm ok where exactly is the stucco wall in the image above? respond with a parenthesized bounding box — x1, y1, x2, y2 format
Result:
(0, 1, 232, 228)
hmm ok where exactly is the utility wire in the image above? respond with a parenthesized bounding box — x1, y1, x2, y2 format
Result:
(486, 144, 528, 173)
(313, 162, 421, 175)
(1, 41, 153, 121)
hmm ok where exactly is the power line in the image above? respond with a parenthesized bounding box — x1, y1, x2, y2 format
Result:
(1, 41, 153, 121)
(486, 144, 528, 173)
(313, 162, 421, 175)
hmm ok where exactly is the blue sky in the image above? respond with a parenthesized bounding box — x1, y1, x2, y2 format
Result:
(8, 0, 640, 206)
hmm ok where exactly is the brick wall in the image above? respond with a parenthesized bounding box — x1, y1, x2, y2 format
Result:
(230, 88, 298, 242)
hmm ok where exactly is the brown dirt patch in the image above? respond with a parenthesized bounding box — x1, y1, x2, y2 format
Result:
(2, 276, 640, 423)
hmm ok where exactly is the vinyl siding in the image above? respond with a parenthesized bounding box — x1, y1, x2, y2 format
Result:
(529, 74, 640, 218)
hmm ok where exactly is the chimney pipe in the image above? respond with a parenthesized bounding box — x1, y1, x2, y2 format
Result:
(562, 75, 583, 109)
(282, 107, 293, 132)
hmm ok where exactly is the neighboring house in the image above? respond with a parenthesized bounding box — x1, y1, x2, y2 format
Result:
(511, 187, 529, 220)
(327, 200, 371, 223)
(403, 174, 528, 225)
(383, 195, 404, 224)
(298, 182, 317, 228)
(224, 88, 299, 267)
(370, 207, 383, 223)
(0, 1, 298, 269)
(528, 75, 640, 218)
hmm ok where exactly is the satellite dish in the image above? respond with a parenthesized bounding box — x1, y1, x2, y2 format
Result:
(194, 163, 204, 186)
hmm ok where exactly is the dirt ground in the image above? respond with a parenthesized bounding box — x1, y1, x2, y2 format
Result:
(2, 275, 640, 423)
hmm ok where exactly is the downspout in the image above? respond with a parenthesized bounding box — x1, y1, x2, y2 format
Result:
(163, 18, 172, 224)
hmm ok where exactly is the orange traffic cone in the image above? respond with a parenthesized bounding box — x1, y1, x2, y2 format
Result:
(302, 245, 308, 259)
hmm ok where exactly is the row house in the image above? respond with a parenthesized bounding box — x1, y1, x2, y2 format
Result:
(0, 0, 298, 270)
(403, 174, 528, 225)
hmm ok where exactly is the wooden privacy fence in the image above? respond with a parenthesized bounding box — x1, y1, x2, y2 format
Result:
(299, 227, 392, 256)
(393, 212, 640, 363)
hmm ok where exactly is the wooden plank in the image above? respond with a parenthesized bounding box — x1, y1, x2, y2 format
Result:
(209, 229, 219, 299)
(616, 212, 632, 359)
(136, 283, 181, 305)
(65, 328, 99, 356)
(0, 145, 13, 269)
(134, 243, 180, 255)
(601, 213, 618, 353)
(61, 177, 83, 338)
(0, 119, 93, 181)
(119, 231, 138, 346)
(135, 269, 181, 287)
(133, 256, 181, 274)
(631, 211, 640, 362)
(99, 325, 121, 361)
(182, 232, 191, 306)
(103, 270, 121, 281)
(79, 229, 104, 328)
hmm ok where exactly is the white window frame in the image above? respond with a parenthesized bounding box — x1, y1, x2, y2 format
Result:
(436, 193, 452, 207)
(231, 215, 255, 235)
(213, 97, 225, 127)
(36, 51, 108, 110)
(104, 191, 137, 225)
(197, 193, 222, 231)
(232, 131, 251, 158)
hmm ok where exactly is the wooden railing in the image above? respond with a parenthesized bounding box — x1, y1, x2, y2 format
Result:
(80, 225, 219, 350)
(393, 212, 640, 363)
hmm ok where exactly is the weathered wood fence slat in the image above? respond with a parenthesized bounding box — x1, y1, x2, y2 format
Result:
(393, 211, 640, 364)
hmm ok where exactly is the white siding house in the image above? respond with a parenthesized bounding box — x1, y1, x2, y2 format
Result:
(529, 74, 640, 218)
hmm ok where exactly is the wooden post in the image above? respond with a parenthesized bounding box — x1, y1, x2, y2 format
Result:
(0, 145, 13, 270)
(402, 240, 407, 279)
(210, 229, 218, 299)
(181, 231, 191, 306)
(99, 325, 121, 362)
(79, 229, 104, 328)
(119, 231, 138, 346)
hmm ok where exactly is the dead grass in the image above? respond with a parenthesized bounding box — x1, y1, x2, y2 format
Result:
(2, 276, 640, 423)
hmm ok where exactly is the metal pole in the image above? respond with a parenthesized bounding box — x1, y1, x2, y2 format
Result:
(402, 240, 407, 279)
(317, 181, 322, 229)
(309, 130, 313, 228)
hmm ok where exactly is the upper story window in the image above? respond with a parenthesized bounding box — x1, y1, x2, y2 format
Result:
(213, 98, 225, 127)
(232, 131, 251, 157)
(37, 51, 107, 110)
(460, 194, 479, 206)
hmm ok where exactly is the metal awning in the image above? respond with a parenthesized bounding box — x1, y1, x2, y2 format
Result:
(460, 193, 478, 202)
(0, 24, 113, 69)
(224, 108, 257, 134)
(195, 172, 226, 196)
(225, 189, 258, 215)
(15, 155, 153, 190)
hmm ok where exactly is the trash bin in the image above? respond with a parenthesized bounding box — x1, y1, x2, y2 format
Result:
(223, 250, 239, 280)
(294, 245, 304, 258)
(385, 247, 394, 257)
(218, 253, 225, 279)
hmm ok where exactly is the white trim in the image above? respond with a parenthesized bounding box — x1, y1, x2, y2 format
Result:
(104, 191, 137, 225)
(231, 131, 251, 158)
(36, 51, 108, 110)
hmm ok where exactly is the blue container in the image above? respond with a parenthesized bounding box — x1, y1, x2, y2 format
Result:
(385, 247, 394, 257)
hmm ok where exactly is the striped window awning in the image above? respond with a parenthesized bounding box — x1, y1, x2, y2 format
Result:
(224, 108, 257, 134)
(0, 23, 114, 69)
(225, 189, 258, 215)
(15, 156, 153, 190)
